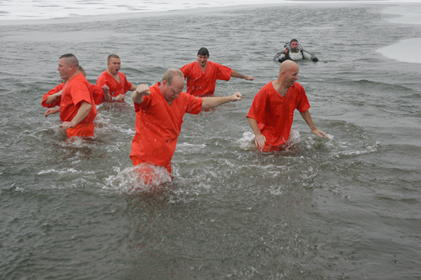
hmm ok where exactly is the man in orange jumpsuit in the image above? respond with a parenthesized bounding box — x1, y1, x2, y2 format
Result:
(130, 69, 243, 180)
(96, 54, 138, 103)
(43, 66, 109, 117)
(247, 60, 328, 151)
(50, 53, 98, 139)
(180, 47, 254, 97)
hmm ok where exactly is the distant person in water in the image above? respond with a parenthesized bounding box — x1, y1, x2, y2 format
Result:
(43, 65, 110, 117)
(41, 54, 98, 139)
(247, 60, 328, 151)
(180, 47, 254, 97)
(274, 39, 318, 63)
(96, 54, 138, 103)
(130, 69, 243, 183)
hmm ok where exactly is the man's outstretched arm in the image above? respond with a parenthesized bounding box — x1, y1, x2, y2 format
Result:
(231, 70, 254, 81)
(201, 92, 243, 109)
(300, 110, 329, 139)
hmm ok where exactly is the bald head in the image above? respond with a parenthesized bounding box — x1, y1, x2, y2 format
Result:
(277, 60, 299, 88)
(279, 60, 298, 74)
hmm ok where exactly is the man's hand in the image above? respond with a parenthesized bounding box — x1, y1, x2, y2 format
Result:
(102, 85, 109, 94)
(45, 107, 60, 117)
(114, 94, 125, 102)
(245, 75, 255, 81)
(312, 128, 329, 139)
(255, 134, 266, 148)
(60, 121, 76, 131)
(134, 84, 151, 97)
(228, 92, 243, 102)
(132, 84, 151, 104)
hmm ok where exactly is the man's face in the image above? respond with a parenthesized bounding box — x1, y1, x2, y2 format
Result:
(162, 75, 185, 103)
(290, 41, 298, 50)
(57, 58, 72, 80)
(108, 57, 121, 75)
(282, 65, 299, 87)
(197, 54, 209, 67)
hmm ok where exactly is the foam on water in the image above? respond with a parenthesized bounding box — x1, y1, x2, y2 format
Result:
(104, 164, 172, 194)
(37, 168, 95, 175)
(237, 129, 302, 151)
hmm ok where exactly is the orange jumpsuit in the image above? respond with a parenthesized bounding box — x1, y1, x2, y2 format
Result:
(247, 82, 310, 150)
(130, 82, 203, 173)
(42, 83, 65, 108)
(59, 73, 97, 138)
(96, 70, 132, 102)
(180, 61, 232, 96)
(43, 83, 105, 107)
(89, 84, 107, 105)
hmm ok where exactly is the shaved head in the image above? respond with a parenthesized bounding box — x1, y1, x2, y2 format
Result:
(58, 53, 80, 80)
(59, 53, 79, 67)
(279, 60, 298, 74)
(276, 60, 299, 89)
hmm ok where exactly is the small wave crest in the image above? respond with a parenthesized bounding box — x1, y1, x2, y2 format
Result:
(103, 164, 172, 194)
(237, 130, 301, 151)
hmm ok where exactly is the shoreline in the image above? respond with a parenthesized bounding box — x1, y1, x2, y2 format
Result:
(0, 1, 409, 26)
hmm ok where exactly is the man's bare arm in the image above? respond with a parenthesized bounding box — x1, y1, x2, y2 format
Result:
(201, 92, 243, 109)
(300, 110, 329, 139)
(231, 70, 254, 81)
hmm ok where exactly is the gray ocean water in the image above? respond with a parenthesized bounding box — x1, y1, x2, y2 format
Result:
(1, 2, 421, 279)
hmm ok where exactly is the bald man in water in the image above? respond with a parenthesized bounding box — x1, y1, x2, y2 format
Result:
(247, 60, 328, 151)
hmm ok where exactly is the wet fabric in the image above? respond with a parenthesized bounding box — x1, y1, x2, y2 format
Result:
(42, 83, 65, 108)
(130, 82, 203, 167)
(89, 84, 106, 105)
(96, 70, 132, 102)
(59, 73, 97, 126)
(247, 81, 310, 149)
(180, 61, 232, 96)
(43, 83, 105, 107)
(66, 122, 95, 138)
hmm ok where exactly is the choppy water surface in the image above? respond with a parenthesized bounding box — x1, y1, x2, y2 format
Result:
(1, 3, 420, 279)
